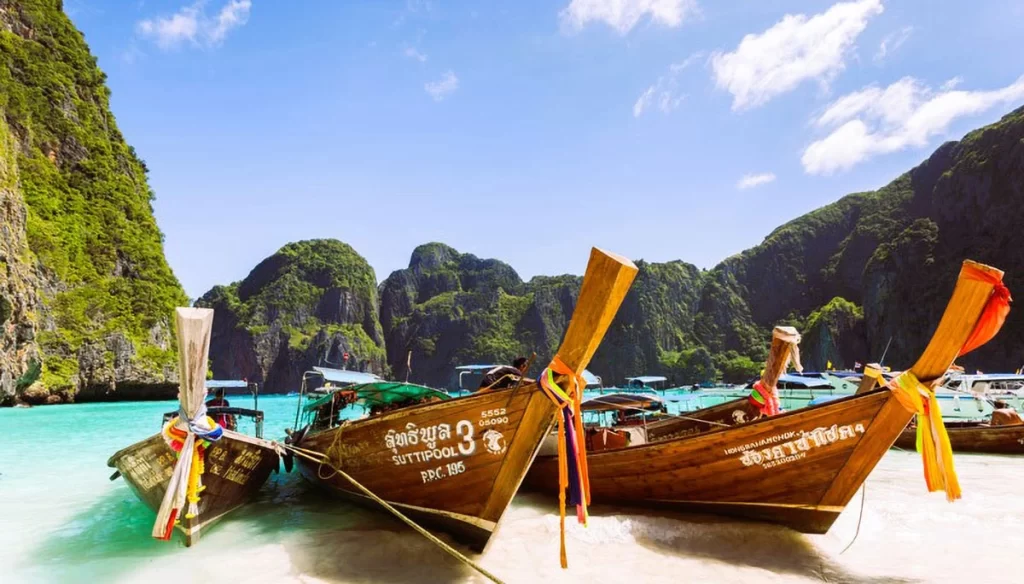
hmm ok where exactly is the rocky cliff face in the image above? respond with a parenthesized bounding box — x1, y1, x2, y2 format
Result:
(1, 1, 187, 404)
(378, 243, 577, 389)
(197, 239, 387, 392)
(373, 107, 1024, 384)
(709, 105, 1024, 371)
(0, 114, 43, 404)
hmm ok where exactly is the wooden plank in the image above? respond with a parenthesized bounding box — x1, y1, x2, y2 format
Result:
(856, 363, 881, 394)
(911, 260, 1003, 381)
(761, 326, 798, 390)
(554, 247, 638, 374)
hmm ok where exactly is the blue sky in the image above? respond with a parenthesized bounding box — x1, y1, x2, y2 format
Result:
(64, 0, 1024, 299)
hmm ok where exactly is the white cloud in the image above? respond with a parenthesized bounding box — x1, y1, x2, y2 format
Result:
(737, 172, 777, 189)
(560, 0, 698, 35)
(874, 25, 913, 62)
(711, 0, 884, 111)
(633, 52, 703, 117)
(802, 75, 1024, 174)
(137, 0, 251, 50)
(404, 47, 428, 62)
(940, 76, 963, 91)
(425, 70, 459, 101)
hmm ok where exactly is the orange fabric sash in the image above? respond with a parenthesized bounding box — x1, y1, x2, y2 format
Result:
(958, 263, 1012, 356)
(538, 355, 589, 569)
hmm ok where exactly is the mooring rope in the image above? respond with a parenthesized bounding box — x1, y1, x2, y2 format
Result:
(278, 443, 506, 584)
(840, 483, 867, 555)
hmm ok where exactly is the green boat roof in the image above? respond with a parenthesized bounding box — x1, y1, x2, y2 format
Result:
(303, 381, 451, 411)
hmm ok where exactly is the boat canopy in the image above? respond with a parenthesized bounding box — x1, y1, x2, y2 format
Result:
(313, 366, 383, 385)
(303, 381, 451, 412)
(582, 369, 601, 387)
(581, 392, 664, 412)
(455, 364, 500, 372)
(205, 380, 249, 388)
(625, 376, 667, 384)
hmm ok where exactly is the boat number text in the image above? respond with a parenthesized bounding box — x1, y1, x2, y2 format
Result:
(479, 408, 508, 427)
(421, 460, 467, 484)
(727, 423, 866, 470)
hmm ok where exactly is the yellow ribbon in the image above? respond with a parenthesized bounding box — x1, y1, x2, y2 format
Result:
(889, 372, 960, 501)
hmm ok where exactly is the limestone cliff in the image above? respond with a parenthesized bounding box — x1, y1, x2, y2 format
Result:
(196, 239, 387, 392)
(378, 243, 574, 388)
(374, 106, 1024, 385)
(1, 1, 187, 404)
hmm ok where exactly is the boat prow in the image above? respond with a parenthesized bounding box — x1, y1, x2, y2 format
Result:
(292, 247, 638, 551)
(108, 431, 280, 545)
(107, 308, 281, 546)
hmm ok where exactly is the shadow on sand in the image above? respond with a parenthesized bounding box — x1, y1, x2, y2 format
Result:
(578, 499, 920, 584)
(255, 479, 485, 583)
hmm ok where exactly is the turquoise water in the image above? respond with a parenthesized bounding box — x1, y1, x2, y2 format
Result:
(3, 396, 1024, 583)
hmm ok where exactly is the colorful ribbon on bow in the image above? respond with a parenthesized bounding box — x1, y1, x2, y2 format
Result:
(158, 413, 223, 539)
(749, 380, 780, 417)
(749, 328, 803, 417)
(889, 262, 1011, 502)
(538, 355, 589, 569)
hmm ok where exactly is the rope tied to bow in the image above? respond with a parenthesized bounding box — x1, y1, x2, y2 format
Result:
(538, 355, 590, 569)
(157, 404, 223, 538)
(749, 328, 803, 417)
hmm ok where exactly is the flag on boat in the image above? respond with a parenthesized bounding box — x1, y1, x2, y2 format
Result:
(826, 360, 832, 370)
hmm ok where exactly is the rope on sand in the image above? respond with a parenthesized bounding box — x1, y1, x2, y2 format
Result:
(279, 443, 506, 584)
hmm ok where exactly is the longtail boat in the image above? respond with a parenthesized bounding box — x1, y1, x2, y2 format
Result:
(288, 247, 637, 551)
(526, 260, 1010, 533)
(893, 420, 1024, 454)
(107, 308, 281, 546)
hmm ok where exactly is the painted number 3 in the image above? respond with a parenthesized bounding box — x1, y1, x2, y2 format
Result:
(456, 420, 476, 455)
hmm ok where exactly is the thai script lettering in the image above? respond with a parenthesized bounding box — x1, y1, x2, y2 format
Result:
(385, 422, 453, 451)
(723, 431, 795, 456)
(730, 423, 866, 470)
(386, 419, 476, 465)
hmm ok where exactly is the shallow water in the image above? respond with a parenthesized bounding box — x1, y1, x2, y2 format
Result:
(2, 396, 1022, 583)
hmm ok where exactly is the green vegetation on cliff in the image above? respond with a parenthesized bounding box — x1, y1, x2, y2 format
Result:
(377, 107, 1024, 385)
(197, 239, 386, 391)
(1, 1, 187, 395)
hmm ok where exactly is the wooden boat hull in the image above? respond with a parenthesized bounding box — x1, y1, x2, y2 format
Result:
(525, 389, 912, 534)
(107, 432, 280, 545)
(295, 384, 556, 551)
(894, 422, 1024, 454)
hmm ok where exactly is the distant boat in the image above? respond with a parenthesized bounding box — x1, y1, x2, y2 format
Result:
(938, 372, 1024, 411)
(107, 308, 280, 546)
(893, 418, 1024, 454)
(604, 375, 667, 393)
(526, 260, 1008, 533)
